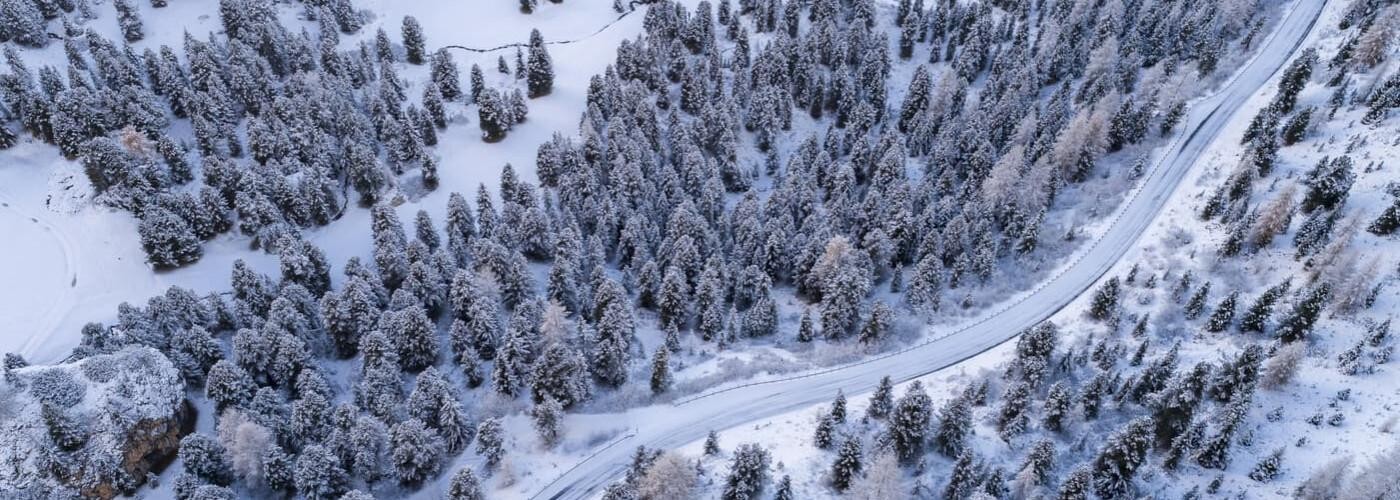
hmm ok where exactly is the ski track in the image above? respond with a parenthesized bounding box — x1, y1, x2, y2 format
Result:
(530, 0, 1330, 497)
(0, 182, 79, 358)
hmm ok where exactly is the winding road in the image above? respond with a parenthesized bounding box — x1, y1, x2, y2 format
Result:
(531, 0, 1328, 497)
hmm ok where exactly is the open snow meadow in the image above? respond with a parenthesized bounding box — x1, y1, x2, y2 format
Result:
(0, 0, 1397, 498)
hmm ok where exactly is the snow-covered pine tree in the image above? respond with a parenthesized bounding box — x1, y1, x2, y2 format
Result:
(1043, 381, 1072, 433)
(890, 380, 932, 462)
(591, 278, 633, 387)
(1088, 277, 1121, 322)
(531, 396, 564, 447)
(1056, 464, 1092, 500)
(797, 309, 816, 342)
(447, 467, 484, 500)
(867, 376, 894, 420)
(858, 301, 893, 344)
(431, 49, 463, 101)
(1240, 280, 1292, 333)
(1370, 197, 1400, 235)
(650, 346, 671, 395)
(206, 360, 255, 410)
(1184, 282, 1211, 320)
(389, 418, 445, 486)
(402, 16, 426, 64)
(527, 29, 554, 98)
(139, 206, 203, 268)
(943, 450, 979, 500)
(530, 340, 590, 407)
(722, 443, 771, 500)
(1249, 448, 1285, 482)
(830, 436, 863, 492)
(704, 430, 721, 455)
(294, 444, 347, 500)
(180, 433, 233, 486)
(475, 418, 505, 470)
(477, 88, 511, 142)
(1206, 290, 1240, 332)
(115, 0, 145, 42)
(1090, 416, 1153, 498)
(1301, 156, 1355, 213)
(1276, 284, 1331, 343)
(934, 393, 972, 457)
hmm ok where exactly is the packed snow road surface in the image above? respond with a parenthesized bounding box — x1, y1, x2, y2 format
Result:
(532, 0, 1328, 497)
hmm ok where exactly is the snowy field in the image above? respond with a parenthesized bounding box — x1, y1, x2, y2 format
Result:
(651, 0, 1400, 496)
(0, 0, 672, 363)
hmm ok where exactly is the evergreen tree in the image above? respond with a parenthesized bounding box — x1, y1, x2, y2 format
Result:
(797, 309, 816, 342)
(934, 394, 972, 457)
(1277, 284, 1331, 343)
(402, 16, 426, 64)
(447, 467, 484, 500)
(180, 433, 233, 486)
(1090, 416, 1153, 498)
(1370, 197, 1400, 235)
(591, 278, 633, 387)
(139, 206, 203, 268)
(531, 396, 564, 447)
(115, 0, 145, 42)
(294, 444, 347, 500)
(390, 418, 445, 485)
(42, 404, 88, 451)
(527, 29, 554, 98)
(890, 381, 932, 462)
(1089, 277, 1121, 322)
(858, 301, 894, 344)
(867, 376, 894, 420)
(943, 450, 978, 500)
(477, 88, 511, 142)
(1043, 381, 1072, 432)
(1240, 280, 1292, 333)
(722, 443, 771, 500)
(431, 49, 463, 101)
(813, 412, 837, 449)
(1301, 156, 1355, 213)
(1249, 448, 1284, 482)
(206, 360, 255, 410)
(650, 346, 671, 395)
(1185, 282, 1211, 320)
(774, 475, 793, 500)
(830, 436, 863, 492)
(530, 341, 590, 407)
(1205, 291, 1240, 332)
(476, 418, 505, 470)
(1056, 465, 1092, 500)
(704, 430, 721, 455)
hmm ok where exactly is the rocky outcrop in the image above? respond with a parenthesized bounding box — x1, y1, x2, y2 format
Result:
(1, 347, 188, 498)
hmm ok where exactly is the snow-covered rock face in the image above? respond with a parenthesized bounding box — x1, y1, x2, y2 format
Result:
(0, 347, 187, 498)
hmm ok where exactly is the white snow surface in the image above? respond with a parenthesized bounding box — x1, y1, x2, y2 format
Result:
(517, 0, 1335, 497)
(0, 346, 184, 495)
(0, 0, 669, 363)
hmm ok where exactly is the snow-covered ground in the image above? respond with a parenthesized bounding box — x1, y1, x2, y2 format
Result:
(644, 0, 1400, 496)
(0, 0, 668, 363)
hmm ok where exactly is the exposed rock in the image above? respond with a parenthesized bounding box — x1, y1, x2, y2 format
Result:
(0, 347, 188, 498)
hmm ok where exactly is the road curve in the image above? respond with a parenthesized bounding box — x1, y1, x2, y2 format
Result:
(532, 0, 1327, 497)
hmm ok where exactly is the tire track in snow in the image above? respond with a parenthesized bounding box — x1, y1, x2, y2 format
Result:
(441, 1, 653, 54)
(0, 177, 80, 358)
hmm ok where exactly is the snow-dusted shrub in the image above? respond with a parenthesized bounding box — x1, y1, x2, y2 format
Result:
(80, 355, 120, 383)
(28, 368, 86, 408)
(1260, 343, 1305, 389)
(1339, 446, 1400, 499)
(636, 453, 696, 499)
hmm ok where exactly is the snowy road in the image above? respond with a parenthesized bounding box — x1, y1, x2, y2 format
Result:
(531, 0, 1328, 497)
